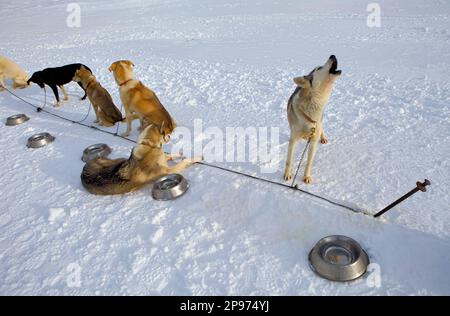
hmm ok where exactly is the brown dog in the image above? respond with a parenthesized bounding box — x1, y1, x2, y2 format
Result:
(73, 66, 123, 126)
(81, 124, 201, 195)
(108, 60, 176, 138)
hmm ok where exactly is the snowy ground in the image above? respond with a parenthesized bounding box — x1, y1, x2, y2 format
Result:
(0, 0, 449, 295)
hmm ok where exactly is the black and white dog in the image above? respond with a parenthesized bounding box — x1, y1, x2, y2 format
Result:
(27, 63, 92, 106)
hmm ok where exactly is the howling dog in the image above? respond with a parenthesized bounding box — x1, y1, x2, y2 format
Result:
(108, 60, 176, 139)
(284, 55, 342, 184)
(81, 124, 202, 195)
(0, 55, 29, 90)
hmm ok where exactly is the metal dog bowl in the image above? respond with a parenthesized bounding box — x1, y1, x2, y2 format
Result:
(309, 235, 369, 282)
(152, 174, 189, 201)
(82, 143, 112, 162)
(27, 132, 55, 148)
(6, 114, 30, 126)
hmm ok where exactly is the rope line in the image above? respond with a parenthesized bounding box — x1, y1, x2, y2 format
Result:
(197, 160, 369, 215)
(2, 86, 371, 217)
(4, 85, 91, 124)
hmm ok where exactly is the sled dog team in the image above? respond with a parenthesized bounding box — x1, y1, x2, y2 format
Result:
(0, 54, 342, 194)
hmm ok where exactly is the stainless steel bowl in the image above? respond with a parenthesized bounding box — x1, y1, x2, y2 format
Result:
(152, 174, 189, 201)
(82, 143, 112, 162)
(27, 132, 55, 148)
(6, 114, 30, 126)
(309, 235, 369, 282)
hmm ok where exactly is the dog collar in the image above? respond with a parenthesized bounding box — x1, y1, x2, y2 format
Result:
(119, 79, 133, 87)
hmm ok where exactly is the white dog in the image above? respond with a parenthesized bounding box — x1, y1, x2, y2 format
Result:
(284, 55, 342, 184)
(0, 56, 29, 90)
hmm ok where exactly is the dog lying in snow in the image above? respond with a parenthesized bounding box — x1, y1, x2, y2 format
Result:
(81, 124, 202, 195)
(108, 60, 176, 138)
(27, 63, 92, 106)
(72, 66, 123, 127)
(0, 55, 29, 90)
(284, 55, 342, 184)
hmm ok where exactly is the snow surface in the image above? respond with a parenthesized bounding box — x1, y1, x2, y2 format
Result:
(0, 0, 449, 295)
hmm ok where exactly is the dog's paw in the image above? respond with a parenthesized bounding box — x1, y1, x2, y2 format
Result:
(303, 175, 313, 184)
(121, 132, 130, 137)
(284, 170, 292, 181)
(54, 102, 61, 107)
(63, 96, 69, 101)
(320, 135, 328, 144)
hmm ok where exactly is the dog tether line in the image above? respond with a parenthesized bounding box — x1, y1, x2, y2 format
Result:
(2, 86, 370, 217)
(291, 127, 315, 187)
(2, 85, 91, 124)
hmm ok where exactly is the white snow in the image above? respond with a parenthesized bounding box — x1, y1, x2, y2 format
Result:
(48, 208, 66, 223)
(0, 0, 449, 295)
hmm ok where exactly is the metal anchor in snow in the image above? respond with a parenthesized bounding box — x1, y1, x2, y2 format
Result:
(374, 179, 431, 218)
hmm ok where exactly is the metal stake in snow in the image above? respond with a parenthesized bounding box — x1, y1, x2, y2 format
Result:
(374, 179, 431, 218)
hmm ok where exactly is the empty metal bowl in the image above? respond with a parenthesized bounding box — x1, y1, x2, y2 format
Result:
(152, 174, 189, 201)
(309, 235, 369, 282)
(27, 132, 55, 148)
(6, 114, 30, 126)
(82, 143, 112, 162)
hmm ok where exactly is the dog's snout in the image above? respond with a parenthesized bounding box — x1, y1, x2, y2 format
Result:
(329, 55, 336, 60)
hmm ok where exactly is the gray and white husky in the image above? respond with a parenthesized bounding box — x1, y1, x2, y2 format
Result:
(284, 55, 342, 184)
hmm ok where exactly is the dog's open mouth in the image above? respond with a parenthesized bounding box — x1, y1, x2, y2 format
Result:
(329, 60, 342, 75)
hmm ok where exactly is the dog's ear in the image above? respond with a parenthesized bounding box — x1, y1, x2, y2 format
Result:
(123, 60, 135, 68)
(137, 124, 154, 144)
(293, 76, 310, 88)
(108, 63, 117, 72)
(72, 70, 79, 81)
(132, 145, 147, 160)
